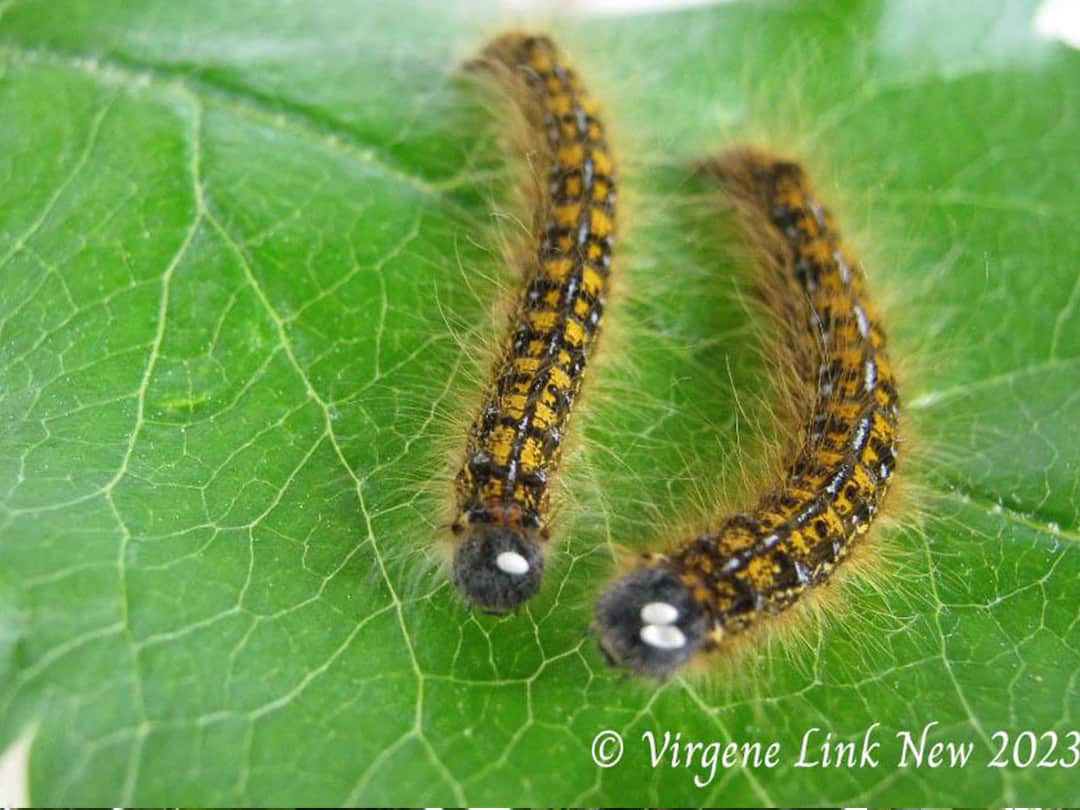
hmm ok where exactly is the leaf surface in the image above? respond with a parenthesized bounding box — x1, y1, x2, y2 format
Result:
(1, 0, 1078, 804)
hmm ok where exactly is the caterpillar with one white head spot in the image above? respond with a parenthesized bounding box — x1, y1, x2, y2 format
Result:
(450, 33, 617, 612)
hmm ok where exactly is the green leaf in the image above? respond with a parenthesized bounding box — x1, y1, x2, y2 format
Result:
(1, 0, 1077, 804)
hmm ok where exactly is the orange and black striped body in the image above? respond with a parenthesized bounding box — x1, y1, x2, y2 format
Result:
(595, 150, 898, 677)
(452, 34, 616, 611)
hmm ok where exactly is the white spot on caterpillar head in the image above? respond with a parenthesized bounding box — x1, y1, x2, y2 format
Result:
(640, 623, 686, 650)
(495, 551, 529, 576)
(640, 601, 679, 625)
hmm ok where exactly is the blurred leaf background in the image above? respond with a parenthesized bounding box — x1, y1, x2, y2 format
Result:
(1, 0, 1078, 804)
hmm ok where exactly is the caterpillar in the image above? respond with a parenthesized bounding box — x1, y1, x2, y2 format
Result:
(450, 34, 617, 612)
(594, 148, 899, 678)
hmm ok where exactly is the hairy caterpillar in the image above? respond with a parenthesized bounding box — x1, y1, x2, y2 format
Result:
(450, 33, 617, 612)
(594, 148, 899, 677)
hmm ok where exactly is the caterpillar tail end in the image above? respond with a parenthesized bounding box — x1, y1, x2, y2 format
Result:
(452, 525, 545, 614)
(593, 567, 708, 680)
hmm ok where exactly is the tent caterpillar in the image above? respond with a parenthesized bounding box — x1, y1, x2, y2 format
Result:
(450, 33, 617, 612)
(594, 148, 899, 677)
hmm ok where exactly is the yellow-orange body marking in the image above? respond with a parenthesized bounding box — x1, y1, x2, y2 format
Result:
(679, 150, 900, 641)
(453, 35, 616, 564)
(594, 149, 898, 675)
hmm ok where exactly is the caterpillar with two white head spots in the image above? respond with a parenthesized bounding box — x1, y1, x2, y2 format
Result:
(450, 34, 617, 612)
(594, 149, 899, 678)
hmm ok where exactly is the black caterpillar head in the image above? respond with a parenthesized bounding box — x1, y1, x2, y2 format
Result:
(593, 566, 707, 679)
(452, 525, 544, 613)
